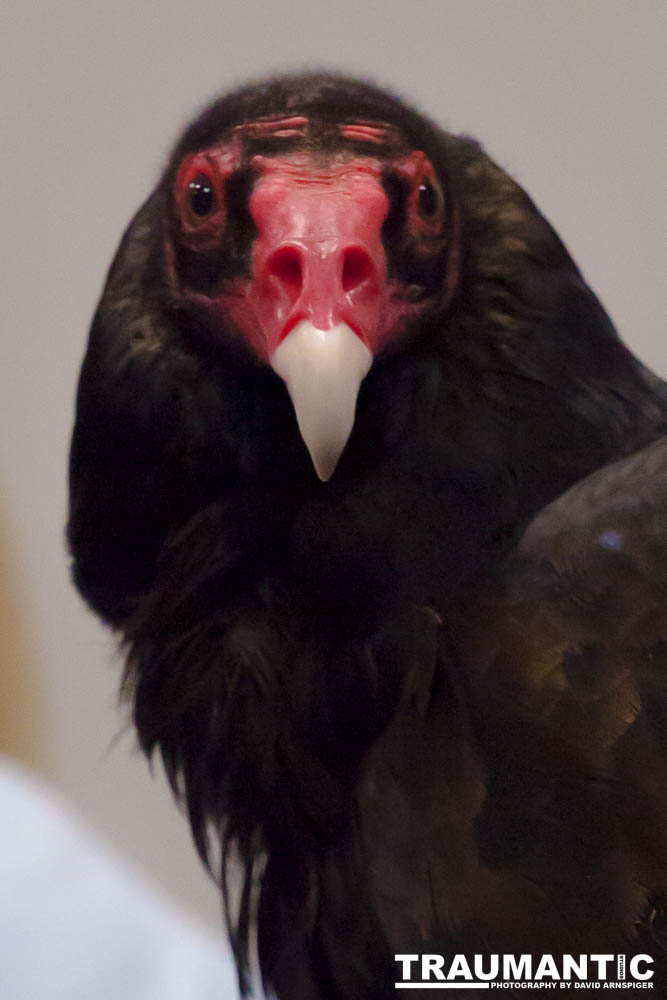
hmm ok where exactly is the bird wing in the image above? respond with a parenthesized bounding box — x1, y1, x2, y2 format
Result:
(359, 435, 667, 960)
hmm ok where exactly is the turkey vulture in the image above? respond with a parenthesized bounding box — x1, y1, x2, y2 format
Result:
(68, 73, 667, 998)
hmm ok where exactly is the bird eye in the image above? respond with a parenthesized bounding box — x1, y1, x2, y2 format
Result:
(188, 174, 216, 218)
(417, 178, 444, 220)
(175, 154, 228, 247)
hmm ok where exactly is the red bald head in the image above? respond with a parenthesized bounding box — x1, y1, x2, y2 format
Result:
(173, 135, 449, 364)
(171, 125, 453, 477)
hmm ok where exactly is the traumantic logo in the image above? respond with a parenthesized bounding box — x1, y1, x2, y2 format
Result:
(394, 954, 654, 989)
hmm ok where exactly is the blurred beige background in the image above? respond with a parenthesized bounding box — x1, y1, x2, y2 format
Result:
(2, 0, 665, 933)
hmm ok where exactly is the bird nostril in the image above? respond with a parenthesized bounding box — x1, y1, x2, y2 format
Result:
(342, 247, 374, 294)
(268, 246, 303, 299)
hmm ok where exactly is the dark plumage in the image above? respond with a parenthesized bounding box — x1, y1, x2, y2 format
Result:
(68, 73, 667, 998)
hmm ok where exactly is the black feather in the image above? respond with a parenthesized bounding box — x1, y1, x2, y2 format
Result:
(68, 73, 667, 998)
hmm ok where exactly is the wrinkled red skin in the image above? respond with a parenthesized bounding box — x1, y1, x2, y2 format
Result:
(174, 138, 447, 365)
(241, 155, 391, 358)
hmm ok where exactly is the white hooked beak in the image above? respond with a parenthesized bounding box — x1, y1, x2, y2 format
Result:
(271, 320, 373, 481)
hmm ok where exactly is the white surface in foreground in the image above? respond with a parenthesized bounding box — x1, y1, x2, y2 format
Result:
(0, 756, 239, 1000)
